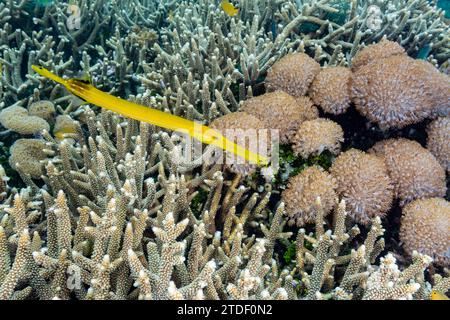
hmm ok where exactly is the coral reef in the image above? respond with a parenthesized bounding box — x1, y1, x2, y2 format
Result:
(330, 149, 394, 225)
(400, 198, 450, 267)
(0, 0, 449, 301)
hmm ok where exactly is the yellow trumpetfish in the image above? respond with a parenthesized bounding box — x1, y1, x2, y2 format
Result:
(431, 290, 449, 300)
(32, 65, 268, 166)
(221, 1, 239, 16)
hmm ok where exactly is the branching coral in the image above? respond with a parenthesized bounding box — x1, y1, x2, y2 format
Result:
(329, 149, 394, 225)
(291, 118, 344, 158)
(400, 197, 450, 267)
(276, 0, 450, 66)
(370, 138, 446, 206)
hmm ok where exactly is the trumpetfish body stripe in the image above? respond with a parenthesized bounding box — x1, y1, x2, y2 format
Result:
(32, 65, 269, 166)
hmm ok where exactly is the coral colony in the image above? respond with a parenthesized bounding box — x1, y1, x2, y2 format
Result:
(0, 0, 448, 301)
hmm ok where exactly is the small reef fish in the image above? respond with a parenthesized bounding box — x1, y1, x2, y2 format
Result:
(31, 65, 269, 166)
(167, 10, 175, 23)
(66, 4, 81, 31)
(54, 127, 77, 141)
(221, 1, 239, 17)
(431, 290, 450, 300)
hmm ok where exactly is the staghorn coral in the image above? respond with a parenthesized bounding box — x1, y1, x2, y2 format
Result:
(291, 118, 344, 158)
(265, 52, 320, 97)
(240, 91, 318, 144)
(400, 198, 450, 267)
(0, 169, 449, 300)
(427, 117, 450, 173)
(329, 149, 394, 225)
(137, 0, 301, 123)
(277, 0, 450, 66)
(9, 139, 49, 180)
(309, 66, 352, 115)
(370, 138, 446, 206)
(350, 38, 406, 71)
(351, 54, 450, 129)
(0, 105, 50, 135)
(210, 111, 271, 176)
(362, 252, 432, 300)
(281, 165, 337, 227)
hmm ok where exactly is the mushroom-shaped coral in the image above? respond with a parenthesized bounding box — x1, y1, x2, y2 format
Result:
(351, 38, 405, 71)
(370, 138, 446, 206)
(309, 66, 352, 115)
(240, 91, 318, 144)
(400, 198, 450, 267)
(292, 118, 344, 158)
(351, 54, 450, 129)
(53, 115, 78, 141)
(210, 112, 270, 176)
(330, 149, 394, 225)
(28, 100, 55, 123)
(9, 139, 49, 179)
(281, 166, 337, 227)
(265, 52, 320, 97)
(0, 105, 50, 135)
(427, 117, 450, 173)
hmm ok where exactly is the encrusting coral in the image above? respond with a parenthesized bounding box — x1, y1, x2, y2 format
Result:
(309, 66, 352, 115)
(291, 118, 344, 159)
(427, 117, 450, 173)
(240, 91, 318, 144)
(400, 198, 450, 267)
(28, 101, 56, 124)
(330, 149, 394, 225)
(370, 138, 446, 206)
(351, 54, 450, 129)
(9, 139, 49, 180)
(0, 105, 50, 135)
(281, 166, 337, 227)
(265, 52, 320, 97)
